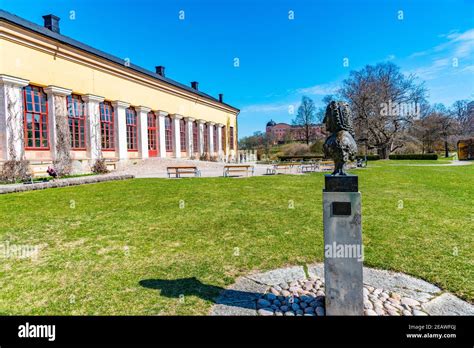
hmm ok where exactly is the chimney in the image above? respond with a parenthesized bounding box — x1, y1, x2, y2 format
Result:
(191, 81, 199, 90)
(155, 66, 165, 77)
(42, 14, 60, 34)
(218, 93, 224, 103)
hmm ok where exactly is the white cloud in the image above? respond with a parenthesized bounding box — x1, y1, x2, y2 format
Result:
(295, 82, 339, 96)
(240, 101, 298, 114)
(407, 28, 474, 80)
(240, 82, 341, 116)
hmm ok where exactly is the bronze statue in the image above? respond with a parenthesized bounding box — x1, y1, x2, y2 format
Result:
(323, 101, 358, 175)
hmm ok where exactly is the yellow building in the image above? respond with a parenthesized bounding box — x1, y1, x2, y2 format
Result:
(0, 11, 239, 173)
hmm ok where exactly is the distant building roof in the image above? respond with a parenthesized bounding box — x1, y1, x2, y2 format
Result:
(266, 120, 277, 127)
(0, 10, 239, 112)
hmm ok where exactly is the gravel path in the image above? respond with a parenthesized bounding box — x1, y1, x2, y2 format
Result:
(211, 263, 474, 316)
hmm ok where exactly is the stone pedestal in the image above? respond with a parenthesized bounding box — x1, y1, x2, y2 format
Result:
(323, 175, 363, 315)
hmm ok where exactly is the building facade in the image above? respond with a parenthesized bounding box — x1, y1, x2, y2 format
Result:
(266, 120, 324, 144)
(0, 11, 239, 173)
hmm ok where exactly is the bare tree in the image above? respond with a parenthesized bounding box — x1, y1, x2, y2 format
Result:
(410, 115, 439, 154)
(451, 100, 474, 137)
(340, 62, 427, 159)
(409, 103, 459, 156)
(431, 104, 457, 157)
(315, 95, 335, 126)
(292, 96, 316, 145)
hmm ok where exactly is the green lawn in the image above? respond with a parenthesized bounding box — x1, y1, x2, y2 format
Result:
(0, 160, 473, 315)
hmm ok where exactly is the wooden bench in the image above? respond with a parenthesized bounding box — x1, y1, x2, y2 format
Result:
(167, 166, 201, 178)
(266, 164, 293, 175)
(223, 165, 254, 177)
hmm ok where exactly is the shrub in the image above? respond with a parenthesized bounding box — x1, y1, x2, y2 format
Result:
(397, 142, 422, 155)
(91, 158, 109, 174)
(53, 159, 72, 177)
(356, 155, 380, 161)
(199, 152, 210, 161)
(280, 143, 311, 156)
(389, 154, 438, 160)
(0, 160, 31, 183)
(310, 140, 324, 155)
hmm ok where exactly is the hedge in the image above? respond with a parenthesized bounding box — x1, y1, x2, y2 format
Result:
(356, 155, 380, 161)
(389, 154, 438, 160)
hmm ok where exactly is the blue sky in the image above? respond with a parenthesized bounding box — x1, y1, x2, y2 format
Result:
(2, 0, 473, 137)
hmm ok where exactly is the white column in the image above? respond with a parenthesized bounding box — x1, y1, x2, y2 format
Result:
(185, 117, 194, 158)
(82, 94, 104, 161)
(171, 114, 182, 158)
(0, 75, 29, 161)
(208, 122, 215, 155)
(136, 106, 151, 159)
(112, 100, 129, 160)
(44, 85, 72, 160)
(217, 123, 224, 161)
(157, 111, 167, 158)
(198, 119, 206, 155)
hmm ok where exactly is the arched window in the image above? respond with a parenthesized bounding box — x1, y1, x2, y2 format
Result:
(126, 107, 138, 151)
(23, 85, 49, 149)
(213, 125, 217, 151)
(67, 94, 86, 150)
(180, 119, 186, 150)
(165, 116, 173, 151)
(203, 123, 208, 152)
(100, 101, 114, 150)
(147, 111, 158, 157)
(230, 126, 234, 150)
(221, 126, 226, 152)
(193, 121, 199, 151)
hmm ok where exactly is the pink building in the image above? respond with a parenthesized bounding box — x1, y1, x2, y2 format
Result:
(266, 120, 324, 144)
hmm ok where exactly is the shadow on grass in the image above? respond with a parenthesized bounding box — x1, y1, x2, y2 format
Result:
(139, 277, 262, 310)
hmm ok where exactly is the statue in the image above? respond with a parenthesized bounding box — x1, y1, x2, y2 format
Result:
(323, 101, 358, 175)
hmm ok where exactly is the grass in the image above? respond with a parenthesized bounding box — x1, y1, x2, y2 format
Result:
(0, 160, 472, 315)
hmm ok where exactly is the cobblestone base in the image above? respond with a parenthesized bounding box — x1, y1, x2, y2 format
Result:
(211, 264, 474, 316)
